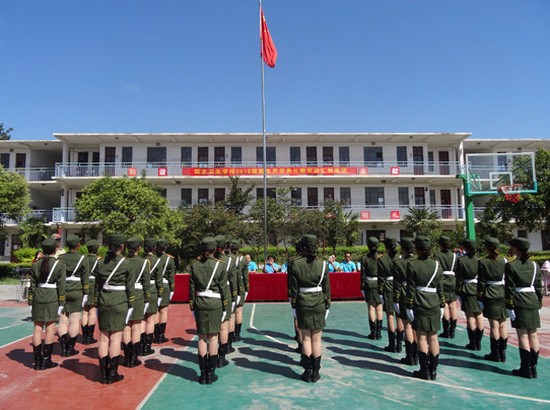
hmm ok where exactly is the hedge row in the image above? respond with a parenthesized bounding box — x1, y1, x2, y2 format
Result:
(0, 263, 33, 280)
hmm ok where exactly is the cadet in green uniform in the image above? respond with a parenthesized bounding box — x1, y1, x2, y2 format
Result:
(405, 235, 444, 380)
(94, 233, 136, 384)
(393, 237, 418, 365)
(81, 239, 100, 345)
(189, 237, 226, 384)
(456, 239, 484, 351)
(122, 237, 150, 367)
(231, 239, 248, 342)
(214, 235, 232, 367)
(505, 237, 543, 379)
(361, 237, 383, 340)
(58, 234, 89, 357)
(28, 238, 66, 370)
(435, 236, 459, 339)
(142, 238, 162, 355)
(155, 239, 175, 344)
(288, 234, 330, 383)
(477, 237, 509, 362)
(378, 238, 400, 352)
(225, 237, 239, 353)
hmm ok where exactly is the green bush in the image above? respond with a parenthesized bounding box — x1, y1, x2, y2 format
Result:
(13, 247, 40, 263)
(0, 262, 33, 279)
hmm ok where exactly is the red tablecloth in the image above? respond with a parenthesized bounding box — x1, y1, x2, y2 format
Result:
(173, 271, 363, 302)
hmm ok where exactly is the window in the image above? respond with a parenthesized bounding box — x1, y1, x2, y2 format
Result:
(414, 187, 426, 206)
(0, 153, 9, 169)
(428, 151, 434, 173)
(198, 147, 208, 167)
(364, 147, 383, 166)
(231, 147, 242, 165)
(105, 147, 116, 176)
(256, 147, 276, 166)
(340, 187, 351, 205)
(439, 151, 450, 175)
(365, 187, 385, 206)
(396, 146, 407, 166)
(366, 230, 385, 242)
(181, 188, 192, 207)
(77, 152, 88, 164)
(181, 147, 192, 166)
(122, 147, 133, 164)
(256, 188, 276, 199)
(147, 147, 166, 166)
(517, 229, 528, 239)
(214, 188, 225, 202)
(198, 188, 209, 204)
(429, 190, 436, 206)
(413, 146, 424, 175)
(339, 147, 350, 166)
(0, 233, 5, 256)
(92, 152, 100, 164)
(291, 188, 302, 206)
(159, 189, 167, 198)
(323, 147, 334, 165)
(214, 147, 225, 168)
(290, 147, 301, 165)
(324, 187, 335, 202)
(398, 187, 409, 206)
(306, 147, 317, 166)
(15, 153, 26, 168)
(307, 187, 318, 207)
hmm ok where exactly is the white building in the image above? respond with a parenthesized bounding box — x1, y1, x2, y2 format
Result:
(1, 132, 549, 260)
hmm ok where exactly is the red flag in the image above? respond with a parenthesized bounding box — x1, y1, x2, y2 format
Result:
(260, 6, 277, 68)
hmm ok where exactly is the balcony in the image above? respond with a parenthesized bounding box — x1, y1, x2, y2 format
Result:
(14, 167, 56, 182)
(3, 209, 54, 225)
(52, 208, 75, 223)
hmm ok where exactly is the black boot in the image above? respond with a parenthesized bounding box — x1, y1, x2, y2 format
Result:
(234, 323, 242, 342)
(413, 352, 431, 380)
(498, 338, 507, 363)
(121, 342, 131, 367)
(412, 341, 419, 365)
(530, 349, 539, 379)
(99, 356, 110, 384)
(428, 353, 439, 381)
(33, 344, 42, 370)
(400, 340, 415, 365)
(449, 319, 457, 339)
(158, 323, 169, 343)
(108, 355, 124, 384)
(87, 324, 97, 344)
(376, 320, 383, 340)
(465, 328, 476, 350)
(299, 353, 309, 368)
(396, 331, 404, 353)
(475, 328, 483, 351)
(227, 332, 235, 354)
(311, 356, 322, 382)
(59, 333, 68, 357)
(137, 333, 145, 356)
(153, 323, 160, 344)
(40, 343, 58, 370)
(484, 338, 500, 362)
(207, 355, 219, 384)
(384, 331, 397, 352)
(300, 355, 313, 382)
(130, 342, 142, 368)
(81, 325, 88, 345)
(512, 349, 533, 379)
(198, 354, 208, 384)
(143, 333, 155, 355)
(217, 344, 229, 368)
(439, 319, 450, 338)
(66, 336, 79, 357)
(367, 321, 376, 339)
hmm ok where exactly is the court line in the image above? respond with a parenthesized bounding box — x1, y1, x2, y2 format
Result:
(0, 323, 27, 331)
(0, 334, 31, 350)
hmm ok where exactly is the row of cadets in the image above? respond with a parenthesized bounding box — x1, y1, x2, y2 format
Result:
(377, 238, 401, 352)
(82, 240, 100, 345)
(361, 237, 383, 340)
(155, 239, 176, 344)
(231, 238, 249, 342)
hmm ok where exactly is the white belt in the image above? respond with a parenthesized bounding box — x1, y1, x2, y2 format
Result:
(38, 283, 57, 289)
(163, 278, 169, 284)
(135, 283, 143, 290)
(103, 285, 126, 291)
(365, 276, 377, 281)
(385, 276, 394, 281)
(89, 276, 95, 280)
(401, 281, 407, 287)
(300, 286, 322, 293)
(464, 279, 478, 284)
(196, 290, 221, 299)
(66, 277, 81, 282)
(150, 280, 156, 285)
(443, 271, 455, 276)
(487, 280, 505, 286)
(416, 286, 436, 293)
(516, 286, 535, 293)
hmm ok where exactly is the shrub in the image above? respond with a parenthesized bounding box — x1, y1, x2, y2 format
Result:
(0, 263, 33, 280)
(13, 247, 40, 263)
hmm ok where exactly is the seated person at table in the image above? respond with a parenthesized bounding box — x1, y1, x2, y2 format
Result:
(281, 261, 289, 273)
(245, 254, 258, 272)
(340, 252, 357, 272)
(263, 256, 280, 273)
(328, 255, 342, 272)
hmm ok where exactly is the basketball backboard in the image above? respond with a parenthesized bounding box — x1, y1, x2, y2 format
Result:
(464, 152, 537, 195)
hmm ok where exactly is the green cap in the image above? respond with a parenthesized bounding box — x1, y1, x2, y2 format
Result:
(214, 235, 226, 249)
(41, 238, 57, 254)
(144, 237, 157, 248)
(384, 238, 397, 249)
(414, 235, 431, 250)
(483, 236, 500, 250)
(201, 237, 217, 251)
(126, 236, 143, 250)
(510, 237, 530, 252)
(367, 237, 379, 247)
(86, 240, 100, 253)
(438, 236, 452, 247)
(66, 234, 80, 248)
(108, 233, 126, 247)
(399, 237, 415, 250)
(461, 239, 478, 251)
(230, 239, 241, 250)
(301, 234, 318, 247)
(157, 239, 168, 249)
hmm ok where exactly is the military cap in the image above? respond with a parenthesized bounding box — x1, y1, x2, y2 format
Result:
(399, 237, 415, 250)
(126, 236, 143, 250)
(108, 233, 126, 247)
(384, 238, 398, 249)
(144, 237, 157, 248)
(86, 239, 100, 252)
(301, 234, 318, 247)
(41, 238, 57, 254)
(230, 239, 241, 249)
(461, 239, 478, 250)
(201, 237, 217, 251)
(66, 235, 81, 248)
(414, 235, 431, 250)
(510, 237, 530, 252)
(438, 236, 452, 247)
(214, 235, 226, 248)
(483, 236, 500, 250)
(157, 239, 168, 249)
(367, 237, 380, 247)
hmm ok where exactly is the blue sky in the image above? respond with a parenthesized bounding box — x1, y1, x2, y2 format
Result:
(1, 0, 549, 140)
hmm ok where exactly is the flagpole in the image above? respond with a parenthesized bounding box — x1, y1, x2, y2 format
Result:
(259, 0, 268, 263)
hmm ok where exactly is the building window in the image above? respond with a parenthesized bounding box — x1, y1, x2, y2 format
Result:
(364, 147, 383, 167)
(15, 153, 26, 168)
(339, 147, 350, 166)
(256, 147, 276, 166)
(398, 187, 409, 206)
(122, 147, 133, 164)
(306, 147, 317, 166)
(366, 230, 385, 242)
(159, 189, 167, 198)
(147, 147, 166, 166)
(231, 147, 242, 165)
(0, 233, 5, 257)
(198, 147, 209, 167)
(307, 187, 318, 207)
(323, 147, 334, 165)
(290, 147, 301, 165)
(365, 187, 385, 206)
(181, 188, 192, 207)
(214, 188, 225, 202)
(92, 152, 100, 164)
(427, 151, 434, 173)
(256, 188, 276, 200)
(181, 147, 192, 166)
(214, 147, 225, 168)
(414, 187, 426, 206)
(1, 153, 10, 169)
(429, 190, 436, 206)
(340, 187, 351, 205)
(439, 151, 450, 175)
(324, 187, 335, 202)
(517, 229, 528, 238)
(396, 146, 407, 166)
(198, 188, 209, 204)
(414, 146, 424, 175)
(291, 188, 302, 206)
(77, 152, 88, 164)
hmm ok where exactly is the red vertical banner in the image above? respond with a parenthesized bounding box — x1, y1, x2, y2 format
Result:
(260, 6, 277, 68)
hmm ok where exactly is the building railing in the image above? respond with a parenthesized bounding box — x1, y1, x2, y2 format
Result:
(3, 209, 54, 224)
(52, 208, 75, 223)
(14, 168, 56, 182)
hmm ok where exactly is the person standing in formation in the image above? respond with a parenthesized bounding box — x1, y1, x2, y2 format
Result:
(505, 237, 543, 379)
(155, 239, 175, 344)
(377, 238, 401, 352)
(189, 237, 226, 384)
(456, 239, 484, 351)
(435, 236, 458, 339)
(58, 235, 89, 357)
(225, 237, 239, 354)
(288, 234, 330, 383)
(214, 235, 232, 367)
(393, 237, 417, 365)
(82, 239, 100, 345)
(28, 238, 66, 370)
(94, 233, 136, 384)
(361, 237, 382, 340)
(231, 239, 248, 342)
(405, 235, 444, 381)
(142, 238, 162, 356)
(477, 237, 509, 362)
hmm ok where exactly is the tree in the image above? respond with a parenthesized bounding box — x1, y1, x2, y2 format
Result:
(402, 207, 442, 242)
(322, 200, 360, 252)
(18, 216, 51, 248)
(74, 176, 176, 240)
(475, 209, 513, 244)
(224, 177, 255, 215)
(0, 166, 30, 225)
(0, 123, 13, 140)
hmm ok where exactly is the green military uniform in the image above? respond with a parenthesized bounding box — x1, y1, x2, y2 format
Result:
(361, 246, 381, 306)
(505, 258, 543, 330)
(478, 252, 508, 321)
(435, 248, 458, 303)
(393, 249, 416, 322)
(84, 246, 100, 309)
(456, 245, 481, 315)
(157, 241, 175, 308)
(126, 238, 151, 322)
(235, 252, 248, 307)
(226, 251, 239, 314)
(214, 235, 232, 322)
(29, 255, 66, 322)
(378, 243, 400, 314)
(144, 238, 163, 315)
(59, 235, 89, 314)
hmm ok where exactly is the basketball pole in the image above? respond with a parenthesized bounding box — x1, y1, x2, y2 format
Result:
(457, 175, 476, 240)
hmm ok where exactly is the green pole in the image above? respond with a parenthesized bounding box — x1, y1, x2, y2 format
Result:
(457, 175, 476, 240)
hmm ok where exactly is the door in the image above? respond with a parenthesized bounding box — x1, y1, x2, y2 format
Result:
(414, 187, 425, 207)
(105, 147, 116, 176)
(439, 151, 450, 175)
(413, 146, 424, 175)
(441, 189, 452, 219)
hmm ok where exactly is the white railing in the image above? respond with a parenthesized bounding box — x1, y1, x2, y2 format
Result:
(2, 209, 54, 224)
(52, 208, 75, 223)
(14, 168, 56, 182)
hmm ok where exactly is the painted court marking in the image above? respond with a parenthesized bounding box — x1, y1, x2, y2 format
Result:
(0, 323, 26, 331)
(0, 334, 31, 349)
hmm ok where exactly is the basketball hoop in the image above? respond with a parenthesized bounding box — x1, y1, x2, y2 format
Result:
(499, 184, 523, 203)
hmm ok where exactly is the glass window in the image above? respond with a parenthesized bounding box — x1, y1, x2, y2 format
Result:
(122, 147, 133, 164)
(181, 188, 192, 206)
(0, 153, 9, 169)
(396, 146, 407, 165)
(414, 187, 426, 206)
(290, 147, 301, 165)
(323, 147, 334, 165)
(364, 147, 383, 166)
(214, 188, 225, 202)
(15, 153, 26, 168)
(214, 147, 225, 168)
(306, 147, 317, 166)
(256, 147, 276, 166)
(365, 187, 385, 206)
(256, 188, 276, 200)
(307, 187, 318, 207)
(231, 147, 242, 165)
(181, 147, 192, 166)
(398, 187, 409, 206)
(340, 187, 351, 205)
(92, 152, 100, 163)
(324, 187, 335, 202)
(198, 147, 208, 167)
(291, 187, 302, 206)
(77, 152, 89, 164)
(429, 190, 436, 206)
(147, 147, 166, 166)
(198, 188, 209, 204)
(339, 147, 350, 166)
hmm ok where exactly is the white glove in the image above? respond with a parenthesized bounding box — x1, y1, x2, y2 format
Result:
(245, 291, 249, 301)
(507, 309, 516, 322)
(221, 311, 227, 323)
(393, 303, 400, 315)
(406, 309, 414, 322)
(231, 301, 236, 312)
(361, 290, 365, 298)
(125, 307, 134, 324)
(477, 301, 484, 311)
(157, 297, 162, 307)
(57, 305, 64, 316)
(440, 308, 445, 319)
(169, 291, 174, 301)
(292, 308, 297, 319)
(380, 294, 385, 305)
(81, 295, 88, 308)
(325, 309, 330, 320)
(29, 305, 33, 313)
(236, 295, 241, 305)
(143, 302, 150, 315)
